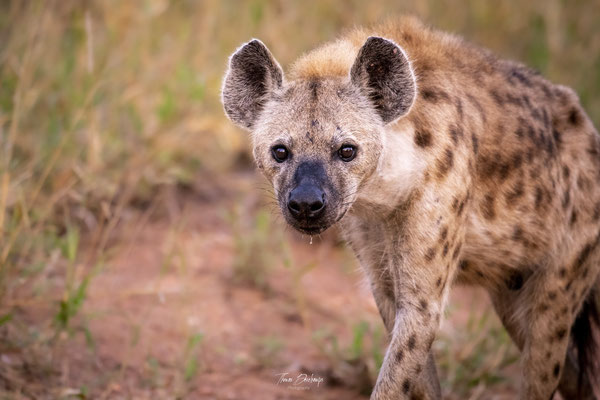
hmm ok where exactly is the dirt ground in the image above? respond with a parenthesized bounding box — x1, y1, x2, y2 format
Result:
(0, 172, 520, 399)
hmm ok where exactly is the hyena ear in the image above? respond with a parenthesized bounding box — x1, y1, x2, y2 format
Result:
(221, 39, 283, 130)
(350, 36, 416, 124)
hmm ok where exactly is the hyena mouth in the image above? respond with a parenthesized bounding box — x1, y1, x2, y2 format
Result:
(293, 224, 329, 235)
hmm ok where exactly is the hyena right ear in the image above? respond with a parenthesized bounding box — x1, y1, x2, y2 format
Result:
(221, 39, 283, 130)
(350, 37, 416, 124)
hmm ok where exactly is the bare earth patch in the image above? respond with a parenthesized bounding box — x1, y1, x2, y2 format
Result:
(0, 173, 519, 399)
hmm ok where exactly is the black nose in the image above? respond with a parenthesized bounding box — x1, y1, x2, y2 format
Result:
(288, 185, 326, 220)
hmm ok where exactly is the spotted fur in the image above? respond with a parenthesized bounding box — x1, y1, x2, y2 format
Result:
(222, 17, 600, 400)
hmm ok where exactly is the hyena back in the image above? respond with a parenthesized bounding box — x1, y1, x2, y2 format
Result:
(221, 17, 600, 400)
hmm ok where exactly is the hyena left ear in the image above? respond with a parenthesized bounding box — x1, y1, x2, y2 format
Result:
(221, 39, 284, 131)
(350, 36, 416, 124)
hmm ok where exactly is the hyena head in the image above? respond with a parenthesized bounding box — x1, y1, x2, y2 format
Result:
(221, 37, 416, 234)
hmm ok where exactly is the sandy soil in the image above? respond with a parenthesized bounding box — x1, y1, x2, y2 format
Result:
(0, 172, 520, 399)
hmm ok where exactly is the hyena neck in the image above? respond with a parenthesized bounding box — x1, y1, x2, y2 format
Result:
(352, 121, 426, 217)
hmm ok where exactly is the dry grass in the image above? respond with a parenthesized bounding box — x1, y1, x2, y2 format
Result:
(0, 0, 598, 398)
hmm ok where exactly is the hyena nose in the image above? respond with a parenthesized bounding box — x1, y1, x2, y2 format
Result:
(288, 185, 326, 220)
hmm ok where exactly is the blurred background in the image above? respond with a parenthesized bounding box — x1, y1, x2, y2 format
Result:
(0, 1, 599, 399)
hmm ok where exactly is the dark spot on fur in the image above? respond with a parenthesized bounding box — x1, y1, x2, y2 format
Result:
(570, 210, 578, 226)
(471, 133, 479, 154)
(578, 175, 592, 192)
(305, 131, 314, 144)
(526, 123, 536, 143)
(506, 270, 524, 290)
(418, 299, 428, 312)
(555, 327, 567, 341)
(309, 80, 320, 100)
(457, 199, 466, 216)
(553, 128, 563, 149)
(436, 276, 442, 287)
(422, 88, 450, 103)
(442, 242, 449, 257)
(498, 161, 511, 181)
(396, 349, 404, 363)
(435, 148, 454, 180)
(526, 146, 534, 162)
(414, 129, 433, 148)
(407, 334, 417, 351)
(507, 67, 533, 87)
(381, 267, 395, 300)
(481, 194, 496, 220)
(439, 226, 448, 242)
(515, 125, 524, 138)
(548, 291, 557, 301)
(511, 153, 523, 170)
(451, 197, 459, 211)
(402, 379, 411, 394)
(560, 306, 568, 315)
(558, 268, 567, 279)
(574, 232, 600, 271)
(565, 281, 573, 292)
(479, 154, 500, 179)
(456, 98, 464, 120)
(449, 125, 463, 145)
(512, 225, 523, 241)
(424, 247, 436, 262)
(541, 373, 549, 383)
(562, 190, 571, 209)
(505, 92, 523, 107)
(489, 89, 504, 106)
(593, 203, 600, 221)
(452, 243, 461, 260)
(568, 108, 582, 126)
(553, 363, 561, 378)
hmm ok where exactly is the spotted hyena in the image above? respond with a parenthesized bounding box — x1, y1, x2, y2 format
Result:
(221, 17, 600, 400)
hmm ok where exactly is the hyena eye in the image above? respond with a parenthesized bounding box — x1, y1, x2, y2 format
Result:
(338, 144, 357, 162)
(271, 145, 289, 162)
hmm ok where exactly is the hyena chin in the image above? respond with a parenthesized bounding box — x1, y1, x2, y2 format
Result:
(222, 17, 600, 400)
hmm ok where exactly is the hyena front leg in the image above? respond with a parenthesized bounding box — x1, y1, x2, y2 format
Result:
(370, 277, 448, 400)
(370, 232, 460, 399)
(366, 262, 442, 399)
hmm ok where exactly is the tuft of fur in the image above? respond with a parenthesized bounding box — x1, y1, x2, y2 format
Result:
(290, 38, 358, 79)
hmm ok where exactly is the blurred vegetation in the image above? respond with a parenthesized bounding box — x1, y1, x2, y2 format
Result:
(0, 0, 598, 397)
